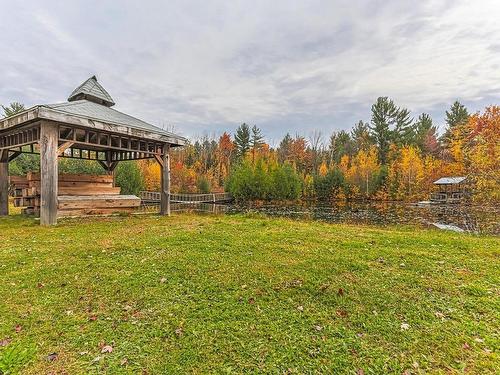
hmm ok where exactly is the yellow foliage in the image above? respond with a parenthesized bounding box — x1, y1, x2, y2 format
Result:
(318, 161, 328, 177)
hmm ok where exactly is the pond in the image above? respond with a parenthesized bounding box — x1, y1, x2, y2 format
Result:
(168, 201, 499, 235)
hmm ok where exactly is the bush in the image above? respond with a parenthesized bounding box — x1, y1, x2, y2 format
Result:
(313, 169, 345, 201)
(227, 160, 301, 202)
(196, 176, 211, 193)
(115, 161, 144, 195)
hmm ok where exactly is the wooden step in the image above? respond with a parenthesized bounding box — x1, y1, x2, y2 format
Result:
(58, 195, 140, 210)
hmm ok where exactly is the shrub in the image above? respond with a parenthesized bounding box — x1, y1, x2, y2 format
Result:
(115, 161, 144, 195)
(227, 160, 302, 201)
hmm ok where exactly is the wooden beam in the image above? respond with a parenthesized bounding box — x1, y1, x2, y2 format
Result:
(160, 145, 170, 216)
(39, 122, 58, 225)
(8, 151, 22, 162)
(153, 153, 163, 168)
(0, 150, 8, 216)
(57, 141, 75, 156)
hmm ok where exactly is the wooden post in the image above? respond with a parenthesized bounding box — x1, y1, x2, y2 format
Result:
(0, 150, 8, 217)
(40, 122, 59, 225)
(160, 145, 170, 216)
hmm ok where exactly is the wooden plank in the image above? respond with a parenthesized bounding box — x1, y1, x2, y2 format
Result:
(160, 145, 170, 216)
(27, 173, 113, 183)
(29, 185, 121, 196)
(39, 122, 59, 225)
(58, 195, 140, 209)
(57, 207, 135, 218)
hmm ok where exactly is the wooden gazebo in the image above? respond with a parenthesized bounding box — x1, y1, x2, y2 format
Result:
(0, 76, 186, 225)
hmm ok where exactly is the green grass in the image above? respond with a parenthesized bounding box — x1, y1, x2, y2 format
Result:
(0, 213, 498, 374)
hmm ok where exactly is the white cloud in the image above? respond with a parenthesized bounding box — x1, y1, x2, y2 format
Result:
(0, 0, 499, 139)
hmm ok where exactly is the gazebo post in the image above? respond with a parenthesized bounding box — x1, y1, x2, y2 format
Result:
(0, 150, 8, 216)
(160, 144, 171, 216)
(40, 122, 59, 225)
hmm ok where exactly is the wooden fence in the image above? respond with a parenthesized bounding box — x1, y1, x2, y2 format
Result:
(139, 191, 232, 204)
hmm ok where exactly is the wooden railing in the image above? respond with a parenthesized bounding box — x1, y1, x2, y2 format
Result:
(139, 191, 232, 204)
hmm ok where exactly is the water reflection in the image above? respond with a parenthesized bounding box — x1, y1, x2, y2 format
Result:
(142, 201, 499, 235)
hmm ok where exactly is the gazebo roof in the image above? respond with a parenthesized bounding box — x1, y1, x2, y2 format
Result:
(0, 75, 187, 146)
(68, 75, 115, 107)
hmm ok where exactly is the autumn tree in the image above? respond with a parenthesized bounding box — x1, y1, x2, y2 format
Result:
(216, 132, 234, 184)
(347, 146, 381, 198)
(462, 106, 500, 202)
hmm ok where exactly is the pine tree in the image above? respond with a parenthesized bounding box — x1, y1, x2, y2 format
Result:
(329, 131, 352, 163)
(278, 133, 293, 163)
(393, 108, 414, 146)
(414, 113, 435, 152)
(443, 101, 469, 145)
(351, 120, 372, 153)
(369, 97, 398, 164)
(1, 102, 25, 117)
(250, 125, 264, 163)
(234, 123, 251, 158)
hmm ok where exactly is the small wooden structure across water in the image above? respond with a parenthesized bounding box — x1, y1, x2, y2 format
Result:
(430, 176, 469, 203)
(0, 75, 187, 225)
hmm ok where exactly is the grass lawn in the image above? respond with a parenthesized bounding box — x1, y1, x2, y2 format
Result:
(0, 213, 498, 374)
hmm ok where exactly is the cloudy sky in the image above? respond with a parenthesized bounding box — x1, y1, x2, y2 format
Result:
(1, 0, 499, 144)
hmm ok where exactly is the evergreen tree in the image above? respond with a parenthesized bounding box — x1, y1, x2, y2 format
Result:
(351, 120, 372, 153)
(369, 97, 398, 164)
(234, 123, 251, 158)
(414, 113, 435, 152)
(329, 130, 352, 164)
(277, 133, 293, 163)
(393, 107, 414, 146)
(1, 102, 25, 118)
(250, 125, 264, 163)
(443, 101, 469, 145)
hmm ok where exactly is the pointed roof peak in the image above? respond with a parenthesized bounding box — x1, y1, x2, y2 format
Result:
(68, 75, 115, 107)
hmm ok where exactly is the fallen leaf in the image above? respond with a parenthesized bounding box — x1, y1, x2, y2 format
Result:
(14, 324, 22, 333)
(248, 297, 255, 304)
(46, 352, 58, 362)
(356, 369, 365, 375)
(337, 288, 344, 296)
(314, 325, 323, 332)
(37, 282, 45, 288)
(400, 322, 410, 331)
(336, 310, 348, 318)
(101, 345, 113, 353)
(89, 315, 98, 321)
(463, 342, 470, 350)
(319, 283, 330, 292)
(0, 338, 12, 347)
(297, 305, 304, 312)
(175, 327, 184, 337)
(160, 277, 167, 283)
(435, 312, 445, 319)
